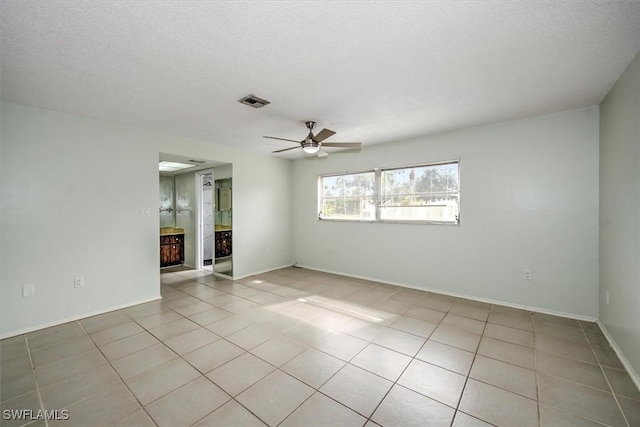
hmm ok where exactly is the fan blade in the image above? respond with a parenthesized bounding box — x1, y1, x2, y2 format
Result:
(264, 136, 302, 144)
(321, 142, 362, 148)
(313, 128, 336, 143)
(271, 146, 300, 153)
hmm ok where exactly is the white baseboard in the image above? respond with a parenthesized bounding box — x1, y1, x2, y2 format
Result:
(596, 320, 640, 391)
(295, 264, 597, 322)
(233, 263, 296, 281)
(0, 295, 162, 340)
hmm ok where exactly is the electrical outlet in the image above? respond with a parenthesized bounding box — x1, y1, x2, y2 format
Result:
(138, 208, 150, 217)
(74, 277, 84, 288)
(523, 269, 532, 280)
(22, 284, 35, 297)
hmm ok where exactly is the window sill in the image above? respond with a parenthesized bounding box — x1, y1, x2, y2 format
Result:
(318, 218, 459, 226)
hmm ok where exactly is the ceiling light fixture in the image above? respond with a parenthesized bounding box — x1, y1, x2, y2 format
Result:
(302, 145, 320, 154)
(158, 161, 196, 172)
(302, 138, 320, 154)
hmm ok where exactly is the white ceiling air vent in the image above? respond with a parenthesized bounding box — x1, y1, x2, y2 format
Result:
(238, 94, 271, 108)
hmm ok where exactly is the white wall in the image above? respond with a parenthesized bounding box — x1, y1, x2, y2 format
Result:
(291, 107, 600, 318)
(0, 102, 292, 337)
(214, 164, 232, 180)
(599, 51, 640, 378)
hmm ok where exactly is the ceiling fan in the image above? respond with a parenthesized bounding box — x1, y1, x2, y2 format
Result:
(264, 121, 362, 157)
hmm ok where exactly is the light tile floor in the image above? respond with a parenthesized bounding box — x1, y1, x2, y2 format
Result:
(1, 267, 639, 427)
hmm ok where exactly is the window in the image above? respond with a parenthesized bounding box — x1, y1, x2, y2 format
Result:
(380, 162, 459, 223)
(319, 160, 460, 224)
(319, 171, 375, 220)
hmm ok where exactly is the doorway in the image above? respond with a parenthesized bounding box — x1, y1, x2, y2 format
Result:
(159, 153, 233, 278)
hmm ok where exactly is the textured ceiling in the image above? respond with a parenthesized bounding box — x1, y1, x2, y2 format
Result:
(1, 1, 639, 158)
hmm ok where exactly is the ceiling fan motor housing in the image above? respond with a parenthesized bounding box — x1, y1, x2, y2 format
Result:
(304, 121, 319, 148)
(264, 121, 361, 155)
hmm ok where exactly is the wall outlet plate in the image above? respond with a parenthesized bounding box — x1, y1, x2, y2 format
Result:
(523, 269, 532, 280)
(74, 277, 84, 288)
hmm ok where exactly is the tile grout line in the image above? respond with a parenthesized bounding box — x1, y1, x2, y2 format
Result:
(534, 317, 632, 427)
(532, 311, 541, 427)
(83, 293, 250, 426)
(126, 306, 274, 426)
(355, 299, 466, 426)
(320, 303, 413, 424)
(118, 303, 249, 426)
(24, 334, 48, 427)
(126, 279, 291, 427)
(77, 319, 161, 427)
(27, 322, 129, 427)
(448, 311, 492, 427)
(580, 321, 631, 427)
(211, 284, 404, 425)
(285, 292, 532, 425)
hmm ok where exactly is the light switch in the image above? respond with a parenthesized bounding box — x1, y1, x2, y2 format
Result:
(22, 284, 35, 297)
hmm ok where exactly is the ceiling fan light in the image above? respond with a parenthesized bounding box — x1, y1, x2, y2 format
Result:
(302, 145, 320, 154)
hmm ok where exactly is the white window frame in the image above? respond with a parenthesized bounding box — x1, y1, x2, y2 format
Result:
(318, 159, 460, 225)
(317, 170, 377, 222)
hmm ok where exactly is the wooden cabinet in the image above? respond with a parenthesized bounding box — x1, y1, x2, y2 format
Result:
(160, 234, 184, 267)
(215, 231, 232, 259)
